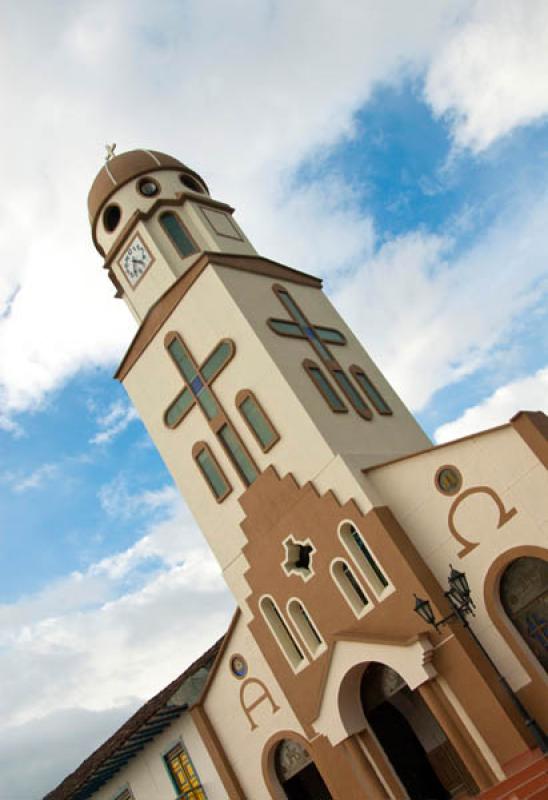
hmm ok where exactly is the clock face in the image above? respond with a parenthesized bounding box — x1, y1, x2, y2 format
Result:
(119, 235, 153, 287)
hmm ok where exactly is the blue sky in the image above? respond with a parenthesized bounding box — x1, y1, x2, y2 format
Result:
(0, 1, 547, 796)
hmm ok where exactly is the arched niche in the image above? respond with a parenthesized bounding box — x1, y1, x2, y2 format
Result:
(500, 555, 548, 672)
(262, 732, 332, 800)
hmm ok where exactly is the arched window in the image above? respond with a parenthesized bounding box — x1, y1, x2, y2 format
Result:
(160, 212, 197, 258)
(500, 556, 548, 672)
(192, 442, 231, 502)
(331, 560, 370, 617)
(273, 739, 331, 798)
(303, 359, 347, 412)
(164, 742, 206, 800)
(260, 596, 306, 670)
(287, 599, 324, 657)
(350, 365, 392, 415)
(236, 390, 279, 452)
(339, 522, 389, 597)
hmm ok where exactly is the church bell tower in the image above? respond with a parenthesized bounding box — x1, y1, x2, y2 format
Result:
(87, 147, 432, 602)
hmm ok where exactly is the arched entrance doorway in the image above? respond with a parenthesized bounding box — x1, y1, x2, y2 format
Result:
(361, 663, 476, 799)
(500, 556, 548, 672)
(274, 739, 332, 800)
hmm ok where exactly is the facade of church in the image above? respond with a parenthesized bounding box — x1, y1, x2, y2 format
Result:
(46, 150, 547, 800)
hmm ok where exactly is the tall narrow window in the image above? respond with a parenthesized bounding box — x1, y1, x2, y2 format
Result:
(236, 390, 279, 452)
(340, 522, 389, 596)
(165, 742, 207, 800)
(350, 365, 392, 415)
(218, 424, 258, 486)
(260, 596, 306, 670)
(332, 369, 372, 419)
(332, 559, 370, 616)
(303, 360, 347, 412)
(160, 212, 197, 258)
(287, 599, 324, 657)
(193, 443, 231, 502)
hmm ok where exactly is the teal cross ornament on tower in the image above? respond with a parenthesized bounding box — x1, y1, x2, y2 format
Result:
(268, 284, 374, 419)
(164, 333, 258, 486)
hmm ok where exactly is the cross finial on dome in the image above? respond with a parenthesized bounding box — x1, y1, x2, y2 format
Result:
(105, 143, 117, 161)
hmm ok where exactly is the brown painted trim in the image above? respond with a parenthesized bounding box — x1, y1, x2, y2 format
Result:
(108, 270, 124, 298)
(364, 423, 511, 473)
(116, 232, 156, 291)
(303, 358, 348, 413)
(343, 734, 393, 797)
(198, 204, 244, 241)
(189, 705, 246, 800)
(192, 441, 232, 503)
(235, 389, 280, 453)
(159, 209, 200, 259)
(355, 728, 405, 798)
(510, 410, 548, 467)
(434, 464, 463, 497)
(349, 365, 393, 416)
(115, 253, 321, 381)
(418, 680, 495, 791)
(483, 545, 548, 718)
(260, 730, 313, 800)
(96, 191, 233, 261)
(196, 609, 241, 705)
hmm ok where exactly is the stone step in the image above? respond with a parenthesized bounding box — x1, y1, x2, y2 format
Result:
(477, 753, 547, 800)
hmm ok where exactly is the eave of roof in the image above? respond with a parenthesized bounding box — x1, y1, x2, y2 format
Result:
(44, 637, 223, 800)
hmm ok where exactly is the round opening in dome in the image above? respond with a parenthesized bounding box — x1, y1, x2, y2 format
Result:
(138, 177, 160, 197)
(103, 204, 121, 233)
(179, 174, 204, 193)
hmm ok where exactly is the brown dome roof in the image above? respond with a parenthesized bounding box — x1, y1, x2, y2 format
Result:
(87, 148, 208, 226)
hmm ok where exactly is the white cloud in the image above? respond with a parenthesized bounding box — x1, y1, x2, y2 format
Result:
(12, 462, 59, 493)
(90, 400, 139, 445)
(425, 0, 548, 152)
(0, 0, 463, 424)
(0, 706, 138, 800)
(98, 476, 179, 521)
(434, 366, 548, 442)
(0, 0, 546, 427)
(333, 186, 548, 411)
(0, 492, 232, 733)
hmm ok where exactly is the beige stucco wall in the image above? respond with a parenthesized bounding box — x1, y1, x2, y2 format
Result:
(121, 260, 436, 619)
(203, 615, 305, 800)
(90, 707, 227, 800)
(364, 425, 548, 691)
(214, 265, 432, 468)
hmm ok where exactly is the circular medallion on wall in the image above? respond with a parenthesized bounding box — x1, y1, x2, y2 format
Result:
(138, 177, 160, 197)
(230, 654, 248, 678)
(435, 465, 463, 496)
